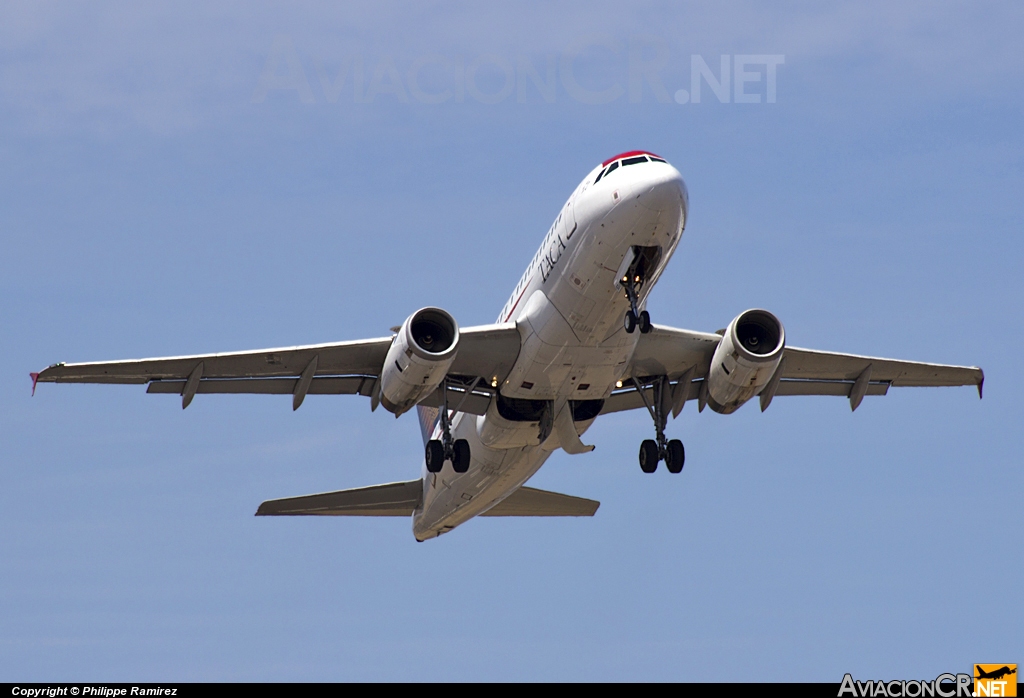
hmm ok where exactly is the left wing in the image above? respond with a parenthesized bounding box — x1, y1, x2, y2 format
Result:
(33, 323, 522, 413)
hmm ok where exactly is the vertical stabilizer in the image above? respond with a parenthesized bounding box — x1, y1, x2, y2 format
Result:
(416, 405, 440, 446)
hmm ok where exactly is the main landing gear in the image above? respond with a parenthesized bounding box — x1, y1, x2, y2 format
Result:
(622, 273, 652, 335)
(425, 378, 471, 474)
(632, 376, 684, 474)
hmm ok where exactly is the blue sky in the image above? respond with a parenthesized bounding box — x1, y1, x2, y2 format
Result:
(1, 1, 1021, 681)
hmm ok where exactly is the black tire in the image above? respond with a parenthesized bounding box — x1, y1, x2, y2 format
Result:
(665, 439, 685, 473)
(452, 439, 471, 473)
(425, 440, 445, 473)
(624, 310, 637, 333)
(638, 310, 652, 334)
(639, 439, 659, 473)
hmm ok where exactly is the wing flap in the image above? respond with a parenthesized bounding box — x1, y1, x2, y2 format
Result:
(146, 376, 375, 396)
(417, 384, 492, 416)
(255, 480, 422, 517)
(481, 486, 599, 517)
(775, 379, 889, 397)
(599, 377, 892, 415)
(144, 376, 492, 414)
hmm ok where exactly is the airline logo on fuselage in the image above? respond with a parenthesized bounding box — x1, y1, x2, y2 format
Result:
(539, 212, 569, 283)
(499, 201, 575, 321)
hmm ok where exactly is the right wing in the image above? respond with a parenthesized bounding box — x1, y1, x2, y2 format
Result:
(603, 324, 983, 415)
(33, 323, 522, 413)
(779, 346, 984, 392)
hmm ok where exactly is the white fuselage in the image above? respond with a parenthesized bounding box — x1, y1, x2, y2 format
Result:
(413, 155, 688, 540)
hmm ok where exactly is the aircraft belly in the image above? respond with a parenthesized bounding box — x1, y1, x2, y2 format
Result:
(413, 422, 553, 539)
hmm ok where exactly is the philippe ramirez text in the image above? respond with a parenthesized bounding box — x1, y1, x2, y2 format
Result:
(11, 690, 178, 698)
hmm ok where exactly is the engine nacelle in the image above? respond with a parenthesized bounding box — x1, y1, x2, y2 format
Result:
(705, 309, 785, 414)
(379, 307, 459, 416)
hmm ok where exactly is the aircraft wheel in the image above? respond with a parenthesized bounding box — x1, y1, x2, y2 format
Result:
(452, 439, 471, 473)
(425, 440, 445, 473)
(624, 310, 637, 333)
(665, 439, 685, 473)
(638, 310, 652, 334)
(639, 439, 659, 473)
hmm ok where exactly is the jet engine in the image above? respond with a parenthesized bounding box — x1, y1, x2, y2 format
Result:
(379, 307, 459, 416)
(705, 309, 785, 414)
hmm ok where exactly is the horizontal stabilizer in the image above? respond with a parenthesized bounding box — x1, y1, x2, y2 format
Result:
(482, 486, 599, 517)
(256, 479, 422, 517)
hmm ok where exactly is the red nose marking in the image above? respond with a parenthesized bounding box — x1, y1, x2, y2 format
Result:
(601, 150, 662, 166)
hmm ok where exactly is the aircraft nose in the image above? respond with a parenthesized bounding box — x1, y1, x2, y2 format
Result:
(639, 165, 688, 219)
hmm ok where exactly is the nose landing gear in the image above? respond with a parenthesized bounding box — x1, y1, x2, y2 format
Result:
(622, 280, 652, 335)
(620, 246, 660, 334)
(632, 376, 684, 473)
(425, 378, 471, 474)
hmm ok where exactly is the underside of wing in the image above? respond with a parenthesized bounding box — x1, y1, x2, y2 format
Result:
(33, 323, 522, 414)
(780, 346, 984, 392)
(606, 325, 983, 416)
(627, 324, 722, 380)
(35, 337, 392, 384)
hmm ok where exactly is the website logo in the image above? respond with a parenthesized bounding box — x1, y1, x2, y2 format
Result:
(974, 665, 1017, 697)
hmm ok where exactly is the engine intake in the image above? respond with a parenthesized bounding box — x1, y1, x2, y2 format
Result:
(705, 309, 785, 414)
(379, 307, 459, 416)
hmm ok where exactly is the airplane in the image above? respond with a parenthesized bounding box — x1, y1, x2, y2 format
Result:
(976, 666, 1016, 681)
(32, 150, 984, 541)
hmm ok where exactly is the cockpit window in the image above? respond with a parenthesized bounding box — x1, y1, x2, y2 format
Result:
(596, 156, 650, 184)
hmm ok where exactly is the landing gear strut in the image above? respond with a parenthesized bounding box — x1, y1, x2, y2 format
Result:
(622, 274, 652, 335)
(632, 376, 684, 473)
(425, 378, 471, 474)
